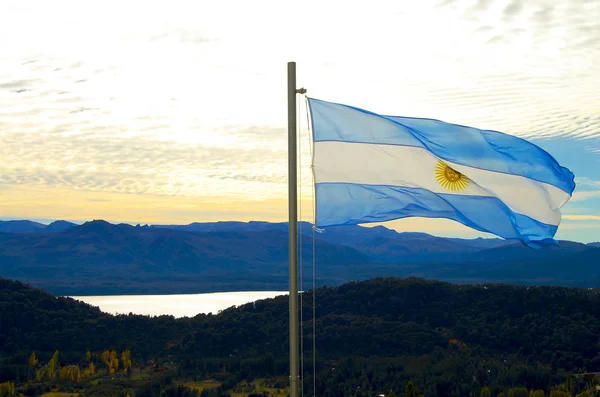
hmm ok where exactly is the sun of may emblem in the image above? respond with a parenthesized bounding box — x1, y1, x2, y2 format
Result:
(435, 160, 470, 192)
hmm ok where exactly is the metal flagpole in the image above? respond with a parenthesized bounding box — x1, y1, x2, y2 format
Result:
(288, 61, 305, 397)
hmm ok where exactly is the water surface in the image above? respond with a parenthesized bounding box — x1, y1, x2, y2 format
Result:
(70, 291, 288, 318)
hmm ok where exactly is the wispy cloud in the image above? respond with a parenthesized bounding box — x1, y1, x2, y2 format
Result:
(571, 191, 600, 202)
(0, 128, 290, 198)
(563, 215, 600, 221)
(503, 0, 524, 20)
(149, 28, 217, 45)
(0, 0, 598, 239)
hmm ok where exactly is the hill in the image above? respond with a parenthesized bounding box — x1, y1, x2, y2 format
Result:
(2, 277, 600, 396)
(0, 220, 77, 233)
(1, 220, 599, 294)
(0, 220, 47, 233)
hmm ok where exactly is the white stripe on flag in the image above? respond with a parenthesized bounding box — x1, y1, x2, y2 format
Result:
(313, 141, 570, 226)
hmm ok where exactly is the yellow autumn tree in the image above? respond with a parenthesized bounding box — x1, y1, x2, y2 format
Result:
(85, 350, 91, 363)
(508, 387, 530, 397)
(101, 350, 110, 366)
(59, 366, 81, 382)
(37, 350, 59, 380)
(0, 381, 15, 397)
(103, 350, 117, 375)
(85, 362, 96, 377)
(109, 357, 119, 375)
(480, 386, 491, 397)
(121, 350, 132, 371)
(28, 352, 38, 367)
(28, 352, 39, 381)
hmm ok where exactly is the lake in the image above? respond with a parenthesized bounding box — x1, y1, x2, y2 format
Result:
(70, 291, 289, 318)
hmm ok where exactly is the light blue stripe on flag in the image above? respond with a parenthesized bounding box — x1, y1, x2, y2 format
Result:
(308, 98, 576, 248)
(316, 183, 558, 249)
(309, 98, 575, 193)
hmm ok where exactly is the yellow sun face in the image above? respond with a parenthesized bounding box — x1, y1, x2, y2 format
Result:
(435, 160, 470, 192)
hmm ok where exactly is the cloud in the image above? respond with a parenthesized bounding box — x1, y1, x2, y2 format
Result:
(149, 28, 216, 45)
(533, 4, 553, 21)
(0, 127, 292, 199)
(0, 79, 37, 90)
(576, 177, 600, 188)
(563, 215, 600, 221)
(473, 0, 494, 12)
(571, 190, 600, 202)
(486, 35, 504, 44)
(503, 0, 523, 19)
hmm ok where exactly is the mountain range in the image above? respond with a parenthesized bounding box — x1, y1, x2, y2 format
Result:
(0, 219, 599, 295)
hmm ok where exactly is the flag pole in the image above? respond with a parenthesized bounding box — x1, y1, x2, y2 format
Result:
(288, 61, 305, 397)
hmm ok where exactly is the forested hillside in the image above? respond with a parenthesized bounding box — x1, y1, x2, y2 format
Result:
(2, 277, 600, 396)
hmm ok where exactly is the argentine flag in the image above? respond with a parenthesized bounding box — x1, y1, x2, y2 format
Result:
(308, 98, 576, 248)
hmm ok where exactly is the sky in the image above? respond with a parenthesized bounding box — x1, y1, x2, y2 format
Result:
(0, 0, 599, 242)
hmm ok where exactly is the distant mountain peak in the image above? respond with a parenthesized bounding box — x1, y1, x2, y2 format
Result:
(0, 220, 46, 233)
(71, 219, 133, 234)
(46, 220, 77, 232)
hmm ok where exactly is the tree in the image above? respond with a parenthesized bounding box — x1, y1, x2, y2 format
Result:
(110, 358, 119, 375)
(28, 352, 38, 381)
(121, 349, 132, 371)
(480, 386, 491, 397)
(532, 390, 545, 397)
(37, 350, 59, 380)
(107, 350, 119, 375)
(0, 382, 15, 397)
(28, 352, 38, 367)
(508, 388, 529, 397)
(101, 350, 110, 366)
(59, 366, 81, 382)
(85, 362, 96, 377)
(405, 381, 424, 397)
(85, 350, 91, 363)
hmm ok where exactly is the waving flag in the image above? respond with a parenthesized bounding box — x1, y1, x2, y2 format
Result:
(308, 98, 576, 248)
